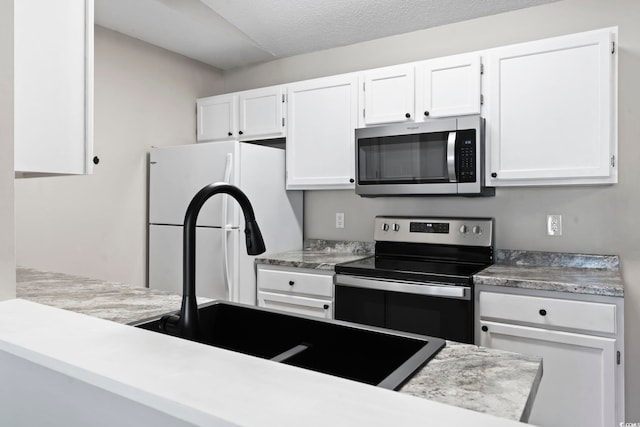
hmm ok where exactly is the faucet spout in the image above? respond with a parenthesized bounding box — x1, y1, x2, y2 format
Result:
(168, 182, 266, 340)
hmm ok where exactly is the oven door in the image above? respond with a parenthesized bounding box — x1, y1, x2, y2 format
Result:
(334, 275, 473, 344)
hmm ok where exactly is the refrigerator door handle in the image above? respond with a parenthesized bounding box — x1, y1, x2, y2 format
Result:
(222, 152, 234, 301)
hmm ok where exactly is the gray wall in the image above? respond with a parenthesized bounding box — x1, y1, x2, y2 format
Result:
(14, 27, 223, 287)
(0, 0, 15, 301)
(223, 0, 640, 418)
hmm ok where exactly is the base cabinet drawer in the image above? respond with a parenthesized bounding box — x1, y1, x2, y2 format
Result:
(479, 291, 616, 334)
(257, 266, 333, 297)
(257, 291, 333, 319)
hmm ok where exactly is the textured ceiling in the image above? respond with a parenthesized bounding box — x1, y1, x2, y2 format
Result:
(96, 0, 557, 70)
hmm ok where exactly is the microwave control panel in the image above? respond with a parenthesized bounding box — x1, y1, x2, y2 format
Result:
(456, 129, 477, 183)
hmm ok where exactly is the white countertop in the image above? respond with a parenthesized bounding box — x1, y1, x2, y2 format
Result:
(0, 299, 529, 426)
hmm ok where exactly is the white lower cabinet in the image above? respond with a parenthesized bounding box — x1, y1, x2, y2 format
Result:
(476, 287, 624, 427)
(256, 265, 334, 319)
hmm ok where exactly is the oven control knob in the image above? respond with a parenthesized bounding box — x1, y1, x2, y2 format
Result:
(392, 223, 400, 232)
(381, 223, 390, 231)
(472, 225, 483, 235)
(459, 225, 468, 234)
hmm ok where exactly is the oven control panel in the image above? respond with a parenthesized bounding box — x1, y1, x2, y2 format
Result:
(374, 216, 493, 247)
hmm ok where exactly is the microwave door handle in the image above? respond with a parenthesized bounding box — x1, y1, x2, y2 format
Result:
(447, 132, 457, 181)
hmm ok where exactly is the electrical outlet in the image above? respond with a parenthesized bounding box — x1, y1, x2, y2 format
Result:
(547, 215, 562, 236)
(336, 212, 345, 229)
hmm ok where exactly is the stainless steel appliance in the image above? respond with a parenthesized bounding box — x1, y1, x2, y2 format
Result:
(334, 216, 494, 344)
(355, 115, 494, 197)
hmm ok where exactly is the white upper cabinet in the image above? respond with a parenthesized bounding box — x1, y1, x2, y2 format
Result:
(360, 64, 415, 126)
(416, 53, 482, 118)
(286, 73, 358, 190)
(195, 27, 618, 190)
(485, 28, 617, 186)
(197, 85, 286, 143)
(238, 86, 286, 140)
(197, 94, 238, 142)
(14, 0, 94, 175)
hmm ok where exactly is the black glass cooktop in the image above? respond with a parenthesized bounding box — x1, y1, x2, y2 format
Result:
(335, 255, 490, 285)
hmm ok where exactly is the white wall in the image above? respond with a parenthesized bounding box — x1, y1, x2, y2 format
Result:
(0, 0, 15, 300)
(14, 26, 223, 287)
(222, 0, 640, 419)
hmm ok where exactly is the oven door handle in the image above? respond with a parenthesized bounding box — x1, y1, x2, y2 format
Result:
(335, 275, 470, 300)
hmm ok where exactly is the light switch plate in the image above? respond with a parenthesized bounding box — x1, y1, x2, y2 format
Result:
(336, 212, 345, 229)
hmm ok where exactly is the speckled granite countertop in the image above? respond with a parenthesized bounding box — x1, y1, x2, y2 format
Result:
(16, 266, 541, 422)
(16, 267, 211, 324)
(474, 249, 624, 297)
(255, 239, 374, 270)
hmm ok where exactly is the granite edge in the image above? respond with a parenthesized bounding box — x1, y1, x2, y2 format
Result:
(495, 249, 620, 269)
(253, 258, 338, 270)
(473, 273, 624, 297)
(256, 240, 374, 270)
(303, 239, 374, 254)
(476, 250, 624, 297)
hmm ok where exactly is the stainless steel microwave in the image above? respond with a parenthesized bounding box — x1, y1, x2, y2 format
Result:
(355, 115, 494, 197)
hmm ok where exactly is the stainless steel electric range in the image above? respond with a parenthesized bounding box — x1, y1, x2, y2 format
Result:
(334, 216, 494, 344)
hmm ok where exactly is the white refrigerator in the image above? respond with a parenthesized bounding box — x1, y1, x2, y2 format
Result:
(148, 141, 303, 305)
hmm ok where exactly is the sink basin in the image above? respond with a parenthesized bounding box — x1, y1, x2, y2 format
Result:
(131, 301, 445, 390)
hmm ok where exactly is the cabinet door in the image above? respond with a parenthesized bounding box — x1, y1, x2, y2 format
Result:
(197, 94, 238, 142)
(486, 29, 616, 186)
(361, 64, 415, 126)
(238, 86, 286, 140)
(286, 74, 358, 190)
(480, 320, 617, 427)
(416, 54, 481, 118)
(14, 0, 93, 175)
(257, 291, 333, 319)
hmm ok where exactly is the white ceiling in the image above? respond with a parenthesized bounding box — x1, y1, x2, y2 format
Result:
(95, 0, 557, 70)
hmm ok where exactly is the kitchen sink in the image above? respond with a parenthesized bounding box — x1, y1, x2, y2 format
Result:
(131, 301, 445, 390)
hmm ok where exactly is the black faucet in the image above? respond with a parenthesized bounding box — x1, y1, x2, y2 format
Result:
(162, 183, 266, 340)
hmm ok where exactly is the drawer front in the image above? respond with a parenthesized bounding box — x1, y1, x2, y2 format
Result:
(257, 267, 333, 297)
(257, 291, 333, 319)
(479, 292, 616, 334)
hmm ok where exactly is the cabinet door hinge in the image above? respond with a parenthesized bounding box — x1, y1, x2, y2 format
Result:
(363, 108, 366, 118)
(612, 41, 616, 54)
(282, 93, 286, 103)
(480, 94, 484, 106)
(480, 63, 484, 75)
(363, 82, 365, 92)
(611, 155, 616, 167)
(617, 351, 621, 365)
(282, 117, 285, 127)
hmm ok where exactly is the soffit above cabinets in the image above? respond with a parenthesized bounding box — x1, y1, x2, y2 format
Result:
(95, 0, 557, 70)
